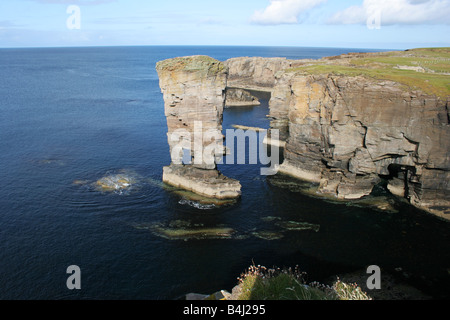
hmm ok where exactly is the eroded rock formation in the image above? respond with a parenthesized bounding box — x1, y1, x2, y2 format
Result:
(156, 56, 241, 200)
(156, 50, 450, 220)
(225, 57, 295, 91)
(225, 88, 260, 107)
(275, 73, 449, 219)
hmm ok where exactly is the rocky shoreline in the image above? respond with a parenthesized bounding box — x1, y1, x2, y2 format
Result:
(156, 49, 450, 220)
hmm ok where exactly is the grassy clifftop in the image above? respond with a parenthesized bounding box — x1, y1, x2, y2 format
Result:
(156, 55, 226, 76)
(287, 48, 450, 99)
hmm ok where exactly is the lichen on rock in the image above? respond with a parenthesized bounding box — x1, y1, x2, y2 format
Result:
(156, 55, 226, 75)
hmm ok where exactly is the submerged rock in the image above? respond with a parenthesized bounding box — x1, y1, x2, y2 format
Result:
(91, 169, 141, 194)
(276, 220, 320, 233)
(349, 196, 399, 213)
(72, 180, 90, 186)
(150, 221, 235, 241)
(73, 170, 141, 194)
(96, 174, 135, 192)
(168, 220, 196, 229)
(173, 188, 238, 208)
(268, 174, 320, 194)
(260, 216, 282, 222)
(34, 158, 65, 166)
(252, 230, 284, 240)
(178, 199, 217, 210)
(153, 227, 235, 240)
(269, 174, 400, 213)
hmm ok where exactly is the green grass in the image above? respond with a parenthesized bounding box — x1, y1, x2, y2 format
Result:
(287, 47, 450, 99)
(350, 48, 450, 74)
(238, 273, 331, 300)
(332, 280, 374, 300)
(235, 265, 372, 300)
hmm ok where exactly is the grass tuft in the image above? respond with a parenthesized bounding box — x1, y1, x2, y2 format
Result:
(235, 264, 372, 300)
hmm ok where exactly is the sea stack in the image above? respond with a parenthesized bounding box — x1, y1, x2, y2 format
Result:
(156, 55, 241, 200)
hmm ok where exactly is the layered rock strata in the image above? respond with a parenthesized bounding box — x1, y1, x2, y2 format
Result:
(225, 57, 302, 142)
(274, 73, 449, 219)
(162, 165, 241, 200)
(225, 88, 260, 107)
(156, 50, 450, 219)
(156, 56, 241, 199)
(225, 57, 296, 90)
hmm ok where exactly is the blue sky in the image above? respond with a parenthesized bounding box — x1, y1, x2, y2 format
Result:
(0, 0, 449, 49)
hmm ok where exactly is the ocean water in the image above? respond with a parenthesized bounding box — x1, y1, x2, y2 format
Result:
(0, 46, 449, 300)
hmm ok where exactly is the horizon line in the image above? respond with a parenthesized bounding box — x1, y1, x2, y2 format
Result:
(0, 44, 416, 51)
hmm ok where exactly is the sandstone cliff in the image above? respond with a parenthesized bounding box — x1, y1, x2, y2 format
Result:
(275, 73, 449, 219)
(156, 49, 450, 220)
(225, 57, 295, 91)
(156, 56, 241, 199)
(225, 88, 260, 107)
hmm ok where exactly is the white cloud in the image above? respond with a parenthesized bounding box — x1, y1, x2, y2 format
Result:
(329, 0, 450, 25)
(251, 0, 327, 25)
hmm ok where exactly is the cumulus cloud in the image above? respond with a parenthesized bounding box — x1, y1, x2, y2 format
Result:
(329, 0, 450, 25)
(251, 0, 327, 25)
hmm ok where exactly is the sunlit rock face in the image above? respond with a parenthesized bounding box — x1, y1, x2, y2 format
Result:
(162, 165, 241, 200)
(225, 57, 299, 142)
(156, 52, 449, 219)
(225, 88, 260, 107)
(156, 56, 242, 200)
(275, 74, 449, 219)
(156, 55, 227, 170)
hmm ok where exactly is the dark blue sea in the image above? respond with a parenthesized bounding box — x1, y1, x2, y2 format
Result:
(0, 46, 449, 300)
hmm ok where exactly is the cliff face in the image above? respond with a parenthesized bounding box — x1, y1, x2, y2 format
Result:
(156, 49, 450, 220)
(225, 57, 294, 91)
(225, 57, 303, 142)
(275, 73, 449, 219)
(156, 56, 241, 199)
(225, 88, 260, 107)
